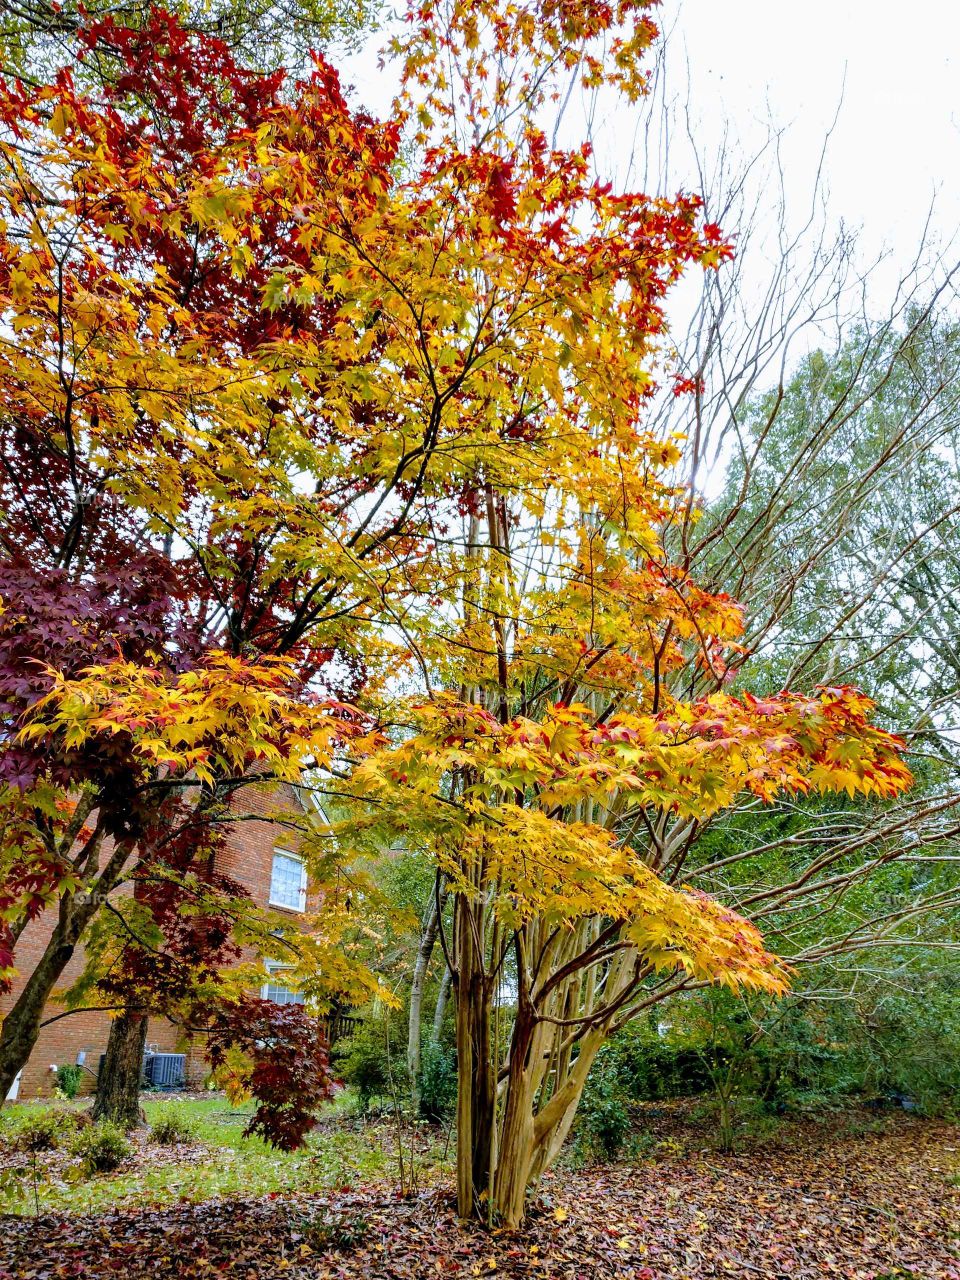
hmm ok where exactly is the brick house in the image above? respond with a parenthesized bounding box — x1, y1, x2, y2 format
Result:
(2, 780, 320, 1099)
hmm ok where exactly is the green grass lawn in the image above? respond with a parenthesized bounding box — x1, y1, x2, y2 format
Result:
(0, 1092, 453, 1215)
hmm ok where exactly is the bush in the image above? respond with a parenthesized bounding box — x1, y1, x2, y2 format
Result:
(149, 1106, 197, 1146)
(69, 1120, 132, 1175)
(840, 1112, 889, 1139)
(690, 1095, 784, 1152)
(574, 1073, 631, 1162)
(12, 1107, 77, 1152)
(623, 1129, 656, 1162)
(417, 1041, 457, 1123)
(55, 1064, 84, 1100)
(332, 1014, 406, 1114)
(651, 1135, 686, 1161)
(598, 1024, 713, 1101)
(296, 1210, 370, 1252)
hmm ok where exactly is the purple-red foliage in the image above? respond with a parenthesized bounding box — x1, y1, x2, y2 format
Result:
(97, 812, 246, 1005)
(206, 995, 335, 1149)
(0, 560, 190, 822)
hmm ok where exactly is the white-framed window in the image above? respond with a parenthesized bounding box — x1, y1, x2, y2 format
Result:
(269, 849, 307, 912)
(261, 961, 305, 1007)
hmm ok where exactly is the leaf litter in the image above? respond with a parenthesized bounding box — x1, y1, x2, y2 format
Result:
(2, 1112, 958, 1279)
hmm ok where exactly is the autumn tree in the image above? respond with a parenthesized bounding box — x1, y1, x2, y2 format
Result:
(391, 17, 960, 1134)
(0, 0, 930, 1220)
(0, 9, 431, 1111)
(300, 0, 915, 1227)
(0, 1, 722, 1127)
(1, 0, 373, 82)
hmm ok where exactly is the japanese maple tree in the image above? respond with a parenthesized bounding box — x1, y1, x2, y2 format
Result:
(324, 0, 913, 1225)
(0, 0, 914, 1215)
(0, 9, 422, 1111)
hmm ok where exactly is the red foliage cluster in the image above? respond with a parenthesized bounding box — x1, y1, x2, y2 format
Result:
(0, 562, 189, 801)
(97, 813, 244, 1006)
(206, 995, 335, 1148)
(0, 7, 399, 703)
(68, 10, 392, 358)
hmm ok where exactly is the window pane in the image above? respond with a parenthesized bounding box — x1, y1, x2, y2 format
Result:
(264, 979, 304, 1006)
(270, 851, 306, 910)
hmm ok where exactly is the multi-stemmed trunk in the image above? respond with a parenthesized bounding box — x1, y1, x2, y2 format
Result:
(453, 907, 642, 1228)
(453, 975, 609, 1227)
(492, 1009, 607, 1227)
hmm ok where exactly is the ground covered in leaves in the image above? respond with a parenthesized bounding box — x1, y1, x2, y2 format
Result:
(1, 1106, 958, 1279)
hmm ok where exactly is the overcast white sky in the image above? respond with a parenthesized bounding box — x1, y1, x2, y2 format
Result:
(657, 0, 960, 268)
(342, 0, 960, 290)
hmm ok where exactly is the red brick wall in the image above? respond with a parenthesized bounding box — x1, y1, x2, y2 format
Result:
(2, 782, 317, 1099)
(215, 780, 320, 917)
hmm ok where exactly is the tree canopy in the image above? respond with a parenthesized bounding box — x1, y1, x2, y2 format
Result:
(0, 0, 948, 1231)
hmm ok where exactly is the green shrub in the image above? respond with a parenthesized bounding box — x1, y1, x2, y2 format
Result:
(332, 1014, 405, 1114)
(55, 1064, 84, 1100)
(69, 1120, 132, 1175)
(650, 1135, 686, 1162)
(296, 1210, 370, 1252)
(417, 1041, 457, 1123)
(12, 1107, 76, 1152)
(622, 1129, 656, 1162)
(149, 1106, 197, 1146)
(574, 1073, 631, 1162)
(839, 1112, 889, 1139)
(597, 1024, 713, 1101)
(691, 1095, 784, 1151)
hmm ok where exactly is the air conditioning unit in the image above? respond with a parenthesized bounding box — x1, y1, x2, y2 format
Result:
(143, 1053, 186, 1089)
(98, 1053, 157, 1083)
(96, 1051, 185, 1089)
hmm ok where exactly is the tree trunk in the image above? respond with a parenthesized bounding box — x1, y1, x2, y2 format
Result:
(93, 1010, 149, 1128)
(454, 907, 638, 1226)
(455, 952, 475, 1220)
(490, 1002, 538, 1227)
(431, 964, 452, 1042)
(454, 894, 495, 1219)
(493, 1020, 606, 1227)
(408, 894, 441, 1113)
(0, 918, 80, 1102)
